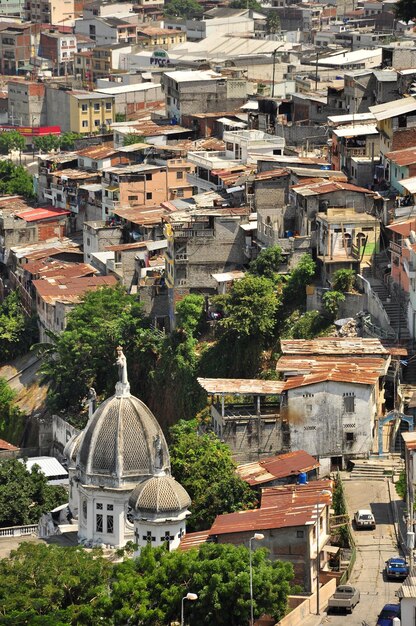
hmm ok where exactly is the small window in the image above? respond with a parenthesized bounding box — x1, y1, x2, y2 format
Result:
(81, 103, 88, 112)
(87, 237, 90, 246)
(177, 189, 184, 198)
(107, 515, 114, 533)
(96, 514, 103, 532)
(128, 195, 138, 201)
(106, 102, 112, 110)
(107, 504, 113, 511)
(96, 503, 103, 510)
(296, 530, 304, 538)
(343, 393, 355, 413)
(346, 432, 354, 442)
(94, 102, 100, 112)
(94, 120, 100, 127)
(146, 192, 152, 200)
(82, 120, 88, 128)
(145, 173, 152, 181)
(176, 171, 183, 179)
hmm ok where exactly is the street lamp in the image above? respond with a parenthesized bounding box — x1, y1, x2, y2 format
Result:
(249, 532, 265, 626)
(316, 489, 332, 615)
(181, 592, 197, 626)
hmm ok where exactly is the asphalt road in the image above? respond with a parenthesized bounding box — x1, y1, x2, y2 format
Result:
(323, 478, 403, 626)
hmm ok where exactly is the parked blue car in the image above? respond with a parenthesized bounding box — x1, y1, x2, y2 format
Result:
(385, 557, 409, 580)
(376, 603, 401, 626)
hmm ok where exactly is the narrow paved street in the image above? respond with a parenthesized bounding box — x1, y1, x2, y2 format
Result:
(323, 477, 403, 625)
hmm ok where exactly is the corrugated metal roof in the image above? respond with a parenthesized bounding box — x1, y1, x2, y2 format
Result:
(292, 181, 374, 197)
(280, 338, 389, 356)
(333, 124, 378, 138)
(385, 147, 416, 167)
(178, 530, 210, 551)
(282, 369, 380, 389)
(387, 217, 416, 235)
(397, 567, 416, 597)
(112, 205, 171, 225)
(0, 438, 18, 451)
(276, 355, 389, 375)
(197, 378, 286, 395)
(24, 456, 68, 478)
(400, 176, 416, 194)
(370, 96, 416, 121)
(211, 270, 245, 282)
(15, 207, 70, 222)
(236, 450, 319, 486)
(33, 275, 117, 304)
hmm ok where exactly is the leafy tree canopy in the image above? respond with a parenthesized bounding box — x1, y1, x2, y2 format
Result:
(169, 419, 257, 531)
(281, 309, 331, 339)
(0, 161, 34, 199)
(175, 293, 205, 335)
(0, 459, 67, 527)
(249, 245, 283, 280)
(0, 131, 25, 154)
(123, 133, 145, 146)
(38, 285, 154, 412)
(33, 134, 61, 153)
(0, 542, 294, 626)
(266, 10, 281, 33)
(322, 290, 345, 320)
(395, 0, 416, 22)
(0, 291, 38, 362)
(60, 132, 82, 151)
(164, 0, 203, 18)
(332, 268, 356, 293)
(0, 378, 25, 445)
(221, 274, 279, 337)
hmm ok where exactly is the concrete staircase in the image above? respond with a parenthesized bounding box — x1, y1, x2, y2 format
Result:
(361, 267, 411, 343)
(348, 456, 404, 481)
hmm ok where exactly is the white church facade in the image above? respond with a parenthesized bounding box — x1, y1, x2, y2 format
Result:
(63, 346, 191, 550)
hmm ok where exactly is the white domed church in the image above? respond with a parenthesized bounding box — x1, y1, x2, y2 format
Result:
(64, 347, 191, 551)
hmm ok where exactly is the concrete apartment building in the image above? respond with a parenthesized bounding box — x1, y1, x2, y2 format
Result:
(23, 0, 75, 25)
(8, 80, 47, 126)
(39, 31, 77, 74)
(164, 207, 248, 328)
(162, 70, 248, 123)
(0, 22, 38, 75)
(45, 87, 114, 133)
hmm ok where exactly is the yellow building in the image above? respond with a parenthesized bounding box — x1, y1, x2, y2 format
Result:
(136, 26, 186, 49)
(69, 92, 115, 134)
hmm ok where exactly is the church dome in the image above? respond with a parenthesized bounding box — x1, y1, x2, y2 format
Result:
(77, 392, 171, 486)
(129, 475, 191, 515)
(64, 432, 82, 467)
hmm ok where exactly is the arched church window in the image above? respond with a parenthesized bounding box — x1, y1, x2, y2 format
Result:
(107, 515, 114, 534)
(82, 500, 87, 520)
(96, 513, 103, 533)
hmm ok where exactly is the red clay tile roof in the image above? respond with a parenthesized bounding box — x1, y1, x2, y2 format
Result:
(178, 530, 210, 551)
(0, 438, 18, 451)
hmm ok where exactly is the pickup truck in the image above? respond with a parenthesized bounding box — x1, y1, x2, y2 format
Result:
(354, 509, 376, 529)
(327, 585, 360, 613)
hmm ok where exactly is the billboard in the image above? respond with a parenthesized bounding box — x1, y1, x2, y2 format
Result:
(0, 125, 61, 136)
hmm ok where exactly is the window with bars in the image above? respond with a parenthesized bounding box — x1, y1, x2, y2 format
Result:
(96, 514, 103, 533)
(343, 393, 355, 413)
(107, 515, 114, 534)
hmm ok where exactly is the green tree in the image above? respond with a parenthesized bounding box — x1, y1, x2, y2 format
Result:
(0, 291, 38, 362)
(164, 0, 203, 18)
(0, 459, 67, 527)
(0, 543, 111, 625)
(60, 132, 82, 151)
(281, 309, 331, 339)
(0, 378, 24, 445)
(33, 134, 61, 153)
(0, 130, 25, 155)
(332, 268, 356, 293)
(322, 290, 345, 320)
(38, 285, 157, 412)
(0, 161, 34, 198)
(249, 245, 283, 280)
(222, 274, 279, 337)
(281, 253, 316, 310)
(123, 133, 145, 146)
(110, 543, 293, 626)
(169, 419, 257, 531)
(395, 0, 416, 21)
(266, 10, 281, 33)
(230, 0, 261, 8)
(175, 293, 205, 335)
